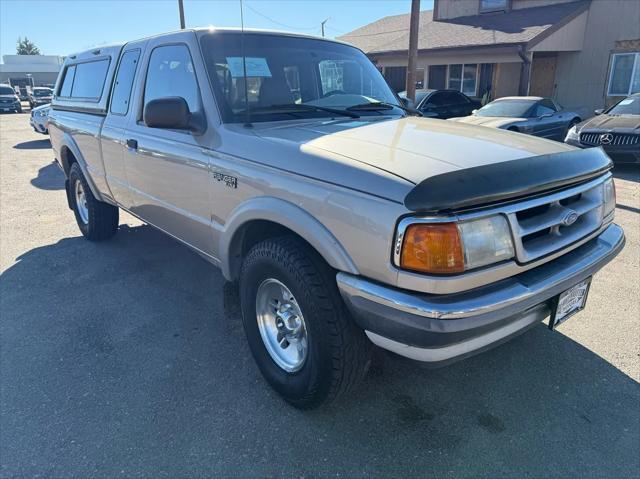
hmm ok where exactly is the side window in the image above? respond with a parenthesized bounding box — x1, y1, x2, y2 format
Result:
(111, 50, 141, 115)
(540, 99, 557, 112)
(144, 44, 199, 112)
(425, 93, 446, 107)
(59, 65, 76, 97)
(534, 103, 555, 117)
(71, 59, 110, 99)
(449, 92, 469, 104)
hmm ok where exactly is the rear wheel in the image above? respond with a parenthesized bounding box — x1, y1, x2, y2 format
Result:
(239, 236, 371, 409)
(69, 162, 119, 241)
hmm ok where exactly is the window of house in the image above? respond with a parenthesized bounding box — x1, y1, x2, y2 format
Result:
(427, 65, 447, 89)
(480, 0, 508, 13)
(144, 44, 200, 113)
(70, 59, 110, 99)
(447, 64, 478, 96)
(607, 52, 640, 96)
(110, 50, 140, 115)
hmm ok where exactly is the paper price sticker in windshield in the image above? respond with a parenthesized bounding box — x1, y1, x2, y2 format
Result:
(226, 57, 272, 78)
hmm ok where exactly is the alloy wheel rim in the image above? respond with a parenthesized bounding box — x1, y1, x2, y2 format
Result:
(255, 278, 308, 372)
(74, 179, 89, 225)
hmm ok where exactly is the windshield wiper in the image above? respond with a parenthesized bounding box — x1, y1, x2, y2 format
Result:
(258, 103, 360, 119)
(347, 101, 422, 116)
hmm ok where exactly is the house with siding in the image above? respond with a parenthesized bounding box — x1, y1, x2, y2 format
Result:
(338, 0, 640, 112)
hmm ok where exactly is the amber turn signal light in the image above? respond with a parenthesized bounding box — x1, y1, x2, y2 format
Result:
(400, 223, 465, 274)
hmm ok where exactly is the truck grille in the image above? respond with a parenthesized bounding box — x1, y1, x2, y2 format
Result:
(504, 177, 607, 263)
(580, 132, 639, 146)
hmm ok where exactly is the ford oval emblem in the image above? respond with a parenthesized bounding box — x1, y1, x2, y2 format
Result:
(561, 211, 579, 226)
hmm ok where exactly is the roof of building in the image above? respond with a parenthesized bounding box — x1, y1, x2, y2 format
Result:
(338, 1, 589, 54)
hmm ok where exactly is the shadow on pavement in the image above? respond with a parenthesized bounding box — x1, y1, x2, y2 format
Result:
(13, 138, 51, 150)
(1, 225, 638, 477)
(30, 161, 65, 190)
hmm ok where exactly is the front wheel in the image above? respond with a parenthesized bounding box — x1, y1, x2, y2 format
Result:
(239, 236, 371, 409)
(68, 162, 119, 241)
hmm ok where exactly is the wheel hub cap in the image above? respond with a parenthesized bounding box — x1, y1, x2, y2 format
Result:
(256, 279, 308, 372)
(74, 180, 89, 225)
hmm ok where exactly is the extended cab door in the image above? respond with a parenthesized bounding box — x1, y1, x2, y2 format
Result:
(101, 44, 145, 208)
(122, 32, 218, 257)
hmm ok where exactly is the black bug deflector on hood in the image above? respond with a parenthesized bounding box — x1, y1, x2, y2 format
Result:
(404, 147, 613, 214)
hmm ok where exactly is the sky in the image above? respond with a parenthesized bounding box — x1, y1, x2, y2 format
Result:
(0, 0, 433, 58)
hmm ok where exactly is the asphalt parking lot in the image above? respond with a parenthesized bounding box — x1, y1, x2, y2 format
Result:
(1, 111, 638, 478)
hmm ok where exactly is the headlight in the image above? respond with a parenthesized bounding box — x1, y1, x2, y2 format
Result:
(565, 125, 579, 142)
(603, 178, 616, 219)
(37, 108, 49, 117)
(397, 215, 514, 274)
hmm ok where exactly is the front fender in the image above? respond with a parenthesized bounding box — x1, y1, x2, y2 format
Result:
(219, 197, 360, 281)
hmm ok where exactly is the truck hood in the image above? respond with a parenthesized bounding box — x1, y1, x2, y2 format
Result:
(253, 116, 572, 185)
(448, 115, 525, 129)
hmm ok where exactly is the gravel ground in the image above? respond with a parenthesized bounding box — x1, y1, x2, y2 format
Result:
(1, 112, 639, 478)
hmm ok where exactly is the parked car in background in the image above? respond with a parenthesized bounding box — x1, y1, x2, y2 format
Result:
(30, 103, 50, 134)
(49, 29, 623, 409)
(28, 87, 53, 109)
(450, 96, 582, 141)
(0, 84, 22, 113)
(565, 94, 639, 164)
(399, 89, 480, 119)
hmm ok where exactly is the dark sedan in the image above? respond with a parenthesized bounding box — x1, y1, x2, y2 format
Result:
(565, 94, 639, 164)
(398, 89, 480, 119)
(450, 96, 582, 142)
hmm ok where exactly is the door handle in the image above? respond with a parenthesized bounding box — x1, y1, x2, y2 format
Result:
(126, 138, 138, 150)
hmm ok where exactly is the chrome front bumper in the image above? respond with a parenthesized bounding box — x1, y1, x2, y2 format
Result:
(337, 224, 625, 365)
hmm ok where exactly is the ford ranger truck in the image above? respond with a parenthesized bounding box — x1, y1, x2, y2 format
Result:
(48, 29, 624, 409)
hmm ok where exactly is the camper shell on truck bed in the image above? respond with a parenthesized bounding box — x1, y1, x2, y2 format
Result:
(48, 28, 624, 409)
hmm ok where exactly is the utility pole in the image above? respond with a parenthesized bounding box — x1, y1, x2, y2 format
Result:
(406, 0, 420, 102)
(321, 18, 329, 37)
(178, 0, 186, 29)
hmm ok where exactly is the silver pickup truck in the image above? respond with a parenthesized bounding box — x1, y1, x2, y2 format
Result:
(49, 28, 624, 409)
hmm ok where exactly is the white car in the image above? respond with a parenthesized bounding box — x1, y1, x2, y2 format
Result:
(30, 103, 50, 134)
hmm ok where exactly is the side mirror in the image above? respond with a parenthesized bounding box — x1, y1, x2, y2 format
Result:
(471, 109, 478, 115)
(143, 97, 205, 134)
(594, 109, 604, 116)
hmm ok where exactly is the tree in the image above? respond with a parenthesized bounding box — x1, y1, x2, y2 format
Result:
(16, 37, 41, 55)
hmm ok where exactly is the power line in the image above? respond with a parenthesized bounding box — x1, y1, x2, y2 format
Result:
(244, 2, 319, 31)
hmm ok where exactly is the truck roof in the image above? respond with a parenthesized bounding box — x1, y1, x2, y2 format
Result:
(64, 27, 351, 59)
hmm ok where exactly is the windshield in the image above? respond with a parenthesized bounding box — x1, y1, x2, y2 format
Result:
(475, 100, 535, 118)
(0, 86, 14, 95)
(200, 32, 402, 123)
(33, 88, 52, 96)
(607, 96, 640, 115)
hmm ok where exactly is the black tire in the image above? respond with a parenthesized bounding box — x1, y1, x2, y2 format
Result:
(68, 162, 119, 241)
(240, 236, 371, 409)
